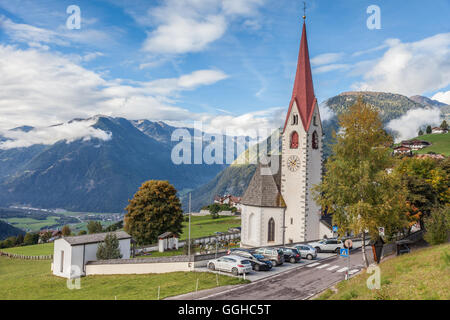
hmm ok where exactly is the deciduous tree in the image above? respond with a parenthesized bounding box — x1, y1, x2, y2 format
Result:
(124, 180, 183, 245)
(87, 221, 103, 234)
(61, 225, 71, 237)
(314, 97, 409, 267)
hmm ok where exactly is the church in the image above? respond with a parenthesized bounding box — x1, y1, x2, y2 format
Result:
(240, 19, 333, 247)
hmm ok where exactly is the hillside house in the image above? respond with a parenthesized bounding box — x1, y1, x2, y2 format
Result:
(401, 140, 430, 150)
(52, 231, 132, 279)
(393, 146, 413, 156)
(432, 127, 448, 134)
(214, 195, 242, 211)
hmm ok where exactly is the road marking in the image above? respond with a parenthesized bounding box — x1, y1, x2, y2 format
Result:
(307, 262, 320, 268)
(349, 269, 359, 275)
(337, 267, 348, 273)
(327, 265, 339, 271)
(316, 264, 330, 269)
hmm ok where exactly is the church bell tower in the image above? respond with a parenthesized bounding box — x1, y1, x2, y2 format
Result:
(280, 16, 323, 243)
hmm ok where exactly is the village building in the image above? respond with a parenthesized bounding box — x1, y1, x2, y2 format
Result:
(393, 146, 413, 156)
(240, 19, 330, 247)
(401, 140, 431, 151)
(214, 195, 242, 211)
(431, 127, 448, 134)
(52, 231, 132, 279)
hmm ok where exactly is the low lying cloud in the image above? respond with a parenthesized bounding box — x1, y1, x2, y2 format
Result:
(386, 108, 442, 142)
(319, 102, 336, 122)
(0, 119, 112, 150)
(432, 90, 450, 105)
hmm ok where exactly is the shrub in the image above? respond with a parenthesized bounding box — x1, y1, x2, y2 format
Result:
(424, 207, 449, 245)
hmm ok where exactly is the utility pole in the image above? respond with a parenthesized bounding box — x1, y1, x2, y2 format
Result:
(188, 193, 192, 263)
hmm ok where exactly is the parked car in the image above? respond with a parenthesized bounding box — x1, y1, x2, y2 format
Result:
(207, 255, 253, 276)
(280, 247, 301, 263)
(254, 247, 284, 266)
(308, 239, 343, 253)
(227, 249, 272, 271)
(293, 244, 317, 260)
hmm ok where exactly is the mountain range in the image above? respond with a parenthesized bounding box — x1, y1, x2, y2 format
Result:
(0, 116, 229, 213)
(0, 92, 447, 214)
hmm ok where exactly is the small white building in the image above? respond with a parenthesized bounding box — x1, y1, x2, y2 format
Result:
(52, 231, 132, 279)
(158, 232, 179, 253)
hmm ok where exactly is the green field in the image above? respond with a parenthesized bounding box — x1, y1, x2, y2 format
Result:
(1, 243, 54, 256)
(317, 243, 450, 300)
(2, 216, 61, 232)
(2, 215, 240, 256)
(180, 215, 241, 240)
(414, 133, 450, 156)
(0, 258, 247, 300)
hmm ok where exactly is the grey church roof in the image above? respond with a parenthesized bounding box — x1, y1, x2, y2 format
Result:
(241, 156, 286, 208)
(63, 231, 131, 246)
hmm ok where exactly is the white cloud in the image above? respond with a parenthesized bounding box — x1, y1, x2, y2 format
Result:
(0, 15, 116, 49)
(0, 119, 112, 150)
(0, 45, 228, 134)
(198, 107, 285, 139)
(432, 91, 450, 105)
(143, 15, 227, 54)
(354, 33, 450, 96)
(221, 0, 265, 16)
(386, 108, 442, 142)
(311, 53, 344, 66)
(319, 102, 335, 122)
(314, 64, 350, 74)
(140, 0, 265, 55)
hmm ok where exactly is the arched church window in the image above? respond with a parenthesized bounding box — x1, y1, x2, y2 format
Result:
(313, 115, 317, 126)
(292, 114, 298, 125)
(312, 131, 319, 150)
(290, 131, 299, 149)
(268, 218, 275, 242)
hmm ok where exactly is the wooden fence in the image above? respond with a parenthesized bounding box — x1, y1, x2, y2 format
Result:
(0, 251, 53, 260)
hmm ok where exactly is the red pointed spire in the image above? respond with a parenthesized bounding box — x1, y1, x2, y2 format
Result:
(283, 21, 317, 133)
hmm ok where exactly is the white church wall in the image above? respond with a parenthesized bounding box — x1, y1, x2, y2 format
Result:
(304, 103, 323, 241)
(241, 205, 284, 247)
(241, 205, 262, 247)
(261, 207, 285, 246)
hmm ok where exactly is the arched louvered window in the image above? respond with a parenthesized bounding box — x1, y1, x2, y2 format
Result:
(268, 218, 275, 242)
(290, 131, 299, 149)
(312, 131, 319, 150)
(292, 114, 298, 125)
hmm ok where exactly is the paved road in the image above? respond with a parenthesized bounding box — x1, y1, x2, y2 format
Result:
(198, 247, 373, 300)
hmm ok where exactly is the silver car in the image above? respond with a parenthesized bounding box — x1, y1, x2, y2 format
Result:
(293, 244, 317, 260)
(308, 239, 343, 253)
(207, 255, 253, 276)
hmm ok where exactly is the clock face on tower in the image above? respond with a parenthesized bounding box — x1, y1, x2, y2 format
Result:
(287, 155, 300, 172)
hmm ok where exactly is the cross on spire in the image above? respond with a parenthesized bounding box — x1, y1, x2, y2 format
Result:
(303, 1, 307, 20)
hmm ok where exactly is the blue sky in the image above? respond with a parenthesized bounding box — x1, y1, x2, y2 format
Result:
(0, 0, 449, 139)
